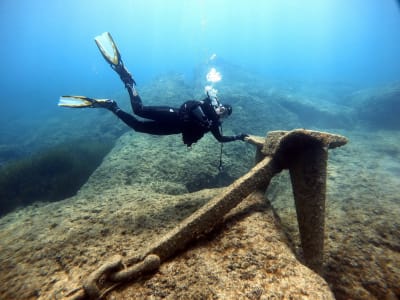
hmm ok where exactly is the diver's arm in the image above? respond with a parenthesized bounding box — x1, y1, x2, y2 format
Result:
(210, 126, 247, 143)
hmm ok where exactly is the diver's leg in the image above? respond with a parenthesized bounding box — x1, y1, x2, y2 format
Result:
(94, 32, 173, 122)
(127, 85, 180, 122)
(90, 33, 180, 130)
(114, 109, 181, 135)
(135, 105, 180, 122)
(127, 85, 143, 113)
(88, 98, 181, 135)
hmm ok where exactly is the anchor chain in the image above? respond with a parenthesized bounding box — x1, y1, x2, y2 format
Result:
(66, 254, 161, 299)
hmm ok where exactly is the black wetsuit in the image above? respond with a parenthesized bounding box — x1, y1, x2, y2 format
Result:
(113, 86, 241, 147)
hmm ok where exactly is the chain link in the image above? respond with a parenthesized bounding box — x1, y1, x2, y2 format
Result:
(74, 254, 160, 299)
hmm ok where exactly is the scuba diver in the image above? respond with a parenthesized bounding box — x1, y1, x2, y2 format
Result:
(59, 32, 248, 147)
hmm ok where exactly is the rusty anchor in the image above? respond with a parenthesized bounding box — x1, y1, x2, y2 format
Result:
(69, 129, 347, 299)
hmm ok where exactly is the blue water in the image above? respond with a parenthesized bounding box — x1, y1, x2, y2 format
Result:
(1, 0, 399, 121)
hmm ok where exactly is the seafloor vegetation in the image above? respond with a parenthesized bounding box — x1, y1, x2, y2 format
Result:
(0, 60, 399, 299)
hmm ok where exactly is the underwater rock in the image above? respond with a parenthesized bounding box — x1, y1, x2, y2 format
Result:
(80, 131, 254, 196)
(0, 144, 25, 166)
(270, 93, 352, 129)
(1, 127, 399, 300)
(109, 191, 334, 299)
(351, 82, 400, 129)
(140, 73, 194, 108)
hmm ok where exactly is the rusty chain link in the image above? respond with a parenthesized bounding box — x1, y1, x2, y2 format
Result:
(83, 254, 160, 299)
(64, 254, 160, 299)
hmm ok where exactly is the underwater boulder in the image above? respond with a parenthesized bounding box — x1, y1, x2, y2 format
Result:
(276, 92, 354, 129)
(351, 82, 400, 129)
(81, 131, 255, 196)
(0, 144, 25, 167)
(139, 73, 195, 108)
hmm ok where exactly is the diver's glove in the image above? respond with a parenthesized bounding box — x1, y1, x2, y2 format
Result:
(235, 133, 249, 141)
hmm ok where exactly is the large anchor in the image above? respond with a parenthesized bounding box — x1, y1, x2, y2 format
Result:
(67, 129, 347, 299)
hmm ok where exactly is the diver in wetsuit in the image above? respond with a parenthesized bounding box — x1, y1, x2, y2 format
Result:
(59, 32, 248, 147)
(100, 83, 246, 147)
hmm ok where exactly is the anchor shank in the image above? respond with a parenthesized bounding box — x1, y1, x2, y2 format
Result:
(289, 144, 327, 273)
(144, 156, 279, 261)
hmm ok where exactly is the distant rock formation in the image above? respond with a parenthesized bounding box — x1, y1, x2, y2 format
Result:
(350, 82, 400, 129)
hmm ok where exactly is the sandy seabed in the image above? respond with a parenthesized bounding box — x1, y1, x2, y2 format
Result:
(0, 129, 399, 299)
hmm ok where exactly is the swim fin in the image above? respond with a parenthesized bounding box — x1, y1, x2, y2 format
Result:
(58, 96, 114, 109)
(94, 32, 121, 66)
(94, 32, 135, 87)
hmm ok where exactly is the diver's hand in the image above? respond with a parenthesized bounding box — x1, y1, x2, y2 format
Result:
(235, 133, 249, 141)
